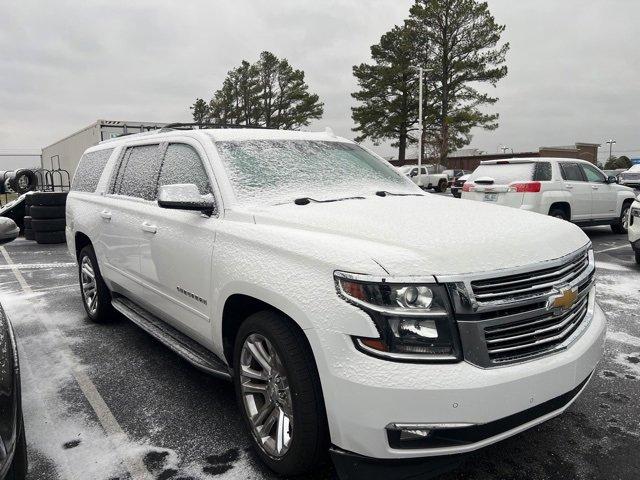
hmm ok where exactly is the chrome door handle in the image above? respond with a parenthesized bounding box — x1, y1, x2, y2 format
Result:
(564, 184, 573, 189)
(100, 210, 112, 220)
(141, 222, 157, 234)
(592, 185, 599, 190)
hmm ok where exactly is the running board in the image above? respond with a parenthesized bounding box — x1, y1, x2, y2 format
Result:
(112, 296, 232, 381)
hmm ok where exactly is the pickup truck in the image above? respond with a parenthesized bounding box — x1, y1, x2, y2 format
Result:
(398, 164, 449, 192)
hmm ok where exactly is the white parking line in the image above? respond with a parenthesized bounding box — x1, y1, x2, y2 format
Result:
(0, 246, 154, 480)
(595, 244, 630, 254)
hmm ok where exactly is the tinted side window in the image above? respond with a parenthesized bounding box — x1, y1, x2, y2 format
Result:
(158, 144, 212, 196)
(581, 164, 606, 183)
(560, 163, 584, 182)
(533, 162, 552, 181)
(114, 145, 163, 200)
(71, 148, 114, 192)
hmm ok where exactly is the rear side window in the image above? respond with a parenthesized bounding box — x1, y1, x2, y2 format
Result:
(533, 162, 552, 181)
(560, 163, 585, 182)
(71, 148, 114, 192)
(158, 144, 212, 195)
(111, 144, 163, 200)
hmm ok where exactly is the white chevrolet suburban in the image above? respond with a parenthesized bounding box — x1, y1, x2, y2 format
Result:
(67, 127, 605, 478)
(462, 158, 636, 233)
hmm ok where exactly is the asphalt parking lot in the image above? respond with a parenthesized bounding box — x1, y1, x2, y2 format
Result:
(0, 223, 638, 480)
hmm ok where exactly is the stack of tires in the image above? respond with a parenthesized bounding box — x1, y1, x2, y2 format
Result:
(23, 192, 68, 244)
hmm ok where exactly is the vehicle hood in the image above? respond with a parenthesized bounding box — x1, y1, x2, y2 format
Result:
(246, 195, 591, 276)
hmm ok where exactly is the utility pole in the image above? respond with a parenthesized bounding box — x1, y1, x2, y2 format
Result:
(606, 139, 616, 161)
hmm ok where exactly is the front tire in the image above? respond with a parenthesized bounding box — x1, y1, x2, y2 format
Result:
(78, 245, 114, 323)
(611, 203, 631, 234)
(233, 311, 328, 476)
(6, 416, 27, 480)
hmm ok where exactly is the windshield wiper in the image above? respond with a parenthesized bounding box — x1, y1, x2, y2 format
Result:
(293, 196, 365, 206)
(375, 191, 424, 197)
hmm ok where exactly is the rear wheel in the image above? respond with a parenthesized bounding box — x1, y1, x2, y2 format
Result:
(549, 208, 568, 221)
(233, 311, 328, 476)
(434, 179, 447, 193)
(611, 203, 631, 234)
(78, 245, 113, 323)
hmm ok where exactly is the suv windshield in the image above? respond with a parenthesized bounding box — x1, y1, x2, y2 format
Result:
(214, 140, 415, 205)
(468, 162, 552, 184)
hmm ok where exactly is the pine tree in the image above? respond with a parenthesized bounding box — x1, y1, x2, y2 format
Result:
(351, 25, 430, 161)
(198, 52, 323, 129)
(408, 0, 510, 162)
(190, 98, 209, 124)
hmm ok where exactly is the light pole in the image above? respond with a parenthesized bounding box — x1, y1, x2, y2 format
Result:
(417, 67, 424, 187)
(606, 139, 616, 161)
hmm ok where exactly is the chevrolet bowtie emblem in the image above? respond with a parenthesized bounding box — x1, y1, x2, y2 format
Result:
(547, 286, 578, 312)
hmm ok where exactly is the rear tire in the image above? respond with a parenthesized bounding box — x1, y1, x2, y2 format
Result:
(78, 245, 114, 323)
(635, 250, 640, 265)
(233, 311, 328, 476)
(611, 203, 631, 234)
(434, 179, 447, 193)
(549, 208, 568, 221)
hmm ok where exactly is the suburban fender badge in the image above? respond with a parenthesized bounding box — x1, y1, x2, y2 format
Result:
(546, 285, 578, 314)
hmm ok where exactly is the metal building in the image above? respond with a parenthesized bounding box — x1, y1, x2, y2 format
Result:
(41, 120, 167, 177)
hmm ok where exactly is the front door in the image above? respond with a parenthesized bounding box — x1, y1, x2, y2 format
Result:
(580, 163, 618, 218)
(137, 141, 217, 343)
(559, 162, 591, 220)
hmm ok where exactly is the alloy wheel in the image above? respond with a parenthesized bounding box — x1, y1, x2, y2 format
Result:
(80, 255, 98, 315)
(239, 333, 293, 458)
(622, 206, 630, 231)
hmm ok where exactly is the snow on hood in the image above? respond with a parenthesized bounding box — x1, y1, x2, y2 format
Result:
(246, 194, 590, 276)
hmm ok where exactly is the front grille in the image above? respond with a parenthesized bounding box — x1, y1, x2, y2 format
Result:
(470, 250, 589, 305)
(484, 295, 589, 363)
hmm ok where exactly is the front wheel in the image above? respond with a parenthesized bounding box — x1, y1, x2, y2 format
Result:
(233, 311, 328, 476)
(611, 203, 631, 234)
(6, 416, 27, 480)
(78, 245, 114, 323)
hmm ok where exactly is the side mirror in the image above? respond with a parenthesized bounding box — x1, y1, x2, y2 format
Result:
(0, 218, 19, 245)
(410, 171, 417, 177)
(157, 184, 215, 215)
(607, 175, 618, 184)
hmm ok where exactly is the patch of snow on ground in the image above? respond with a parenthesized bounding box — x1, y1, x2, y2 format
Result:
(595, 260, 632, 272)
(607, 331, 640, 348)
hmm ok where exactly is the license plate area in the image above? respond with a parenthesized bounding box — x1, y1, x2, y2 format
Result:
(484, 193, 498, 202)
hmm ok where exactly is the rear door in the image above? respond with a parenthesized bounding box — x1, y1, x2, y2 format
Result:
(137, 141, 218, 342)
(99, 143, 163, 298)
(580, 163, 618, 218)
(558, 162, 591, 220)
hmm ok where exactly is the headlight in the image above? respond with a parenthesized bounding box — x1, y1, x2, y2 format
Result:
(335, 272, 462, 362)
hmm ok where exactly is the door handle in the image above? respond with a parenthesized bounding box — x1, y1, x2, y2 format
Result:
(141, 222, 157, 234)
(592, 185, 599, 190)
(100, 210, 112, 220)
(564, 184, 573, 189)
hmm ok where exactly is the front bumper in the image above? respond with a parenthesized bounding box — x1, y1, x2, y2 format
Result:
(311, 301, 605, 460)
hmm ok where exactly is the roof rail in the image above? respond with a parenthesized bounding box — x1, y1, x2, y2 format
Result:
(158, 122, 269, 133)
(98, 129, 160, 144)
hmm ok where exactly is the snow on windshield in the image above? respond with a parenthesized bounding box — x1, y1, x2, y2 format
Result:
(214, 140, 416, 205)
(469, 163, 536, 184)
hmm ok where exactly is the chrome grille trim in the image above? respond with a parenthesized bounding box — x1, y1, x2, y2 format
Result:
(440, 244, 596, 368)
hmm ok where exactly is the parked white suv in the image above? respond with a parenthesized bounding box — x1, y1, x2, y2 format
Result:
(462, 158, 636, 233)
(398, 164, 449, 192)
(67, 129, 605, 477)
(629, 196, 640, 264)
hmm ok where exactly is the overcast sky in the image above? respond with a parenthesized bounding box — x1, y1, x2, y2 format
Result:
(1, 0, 639, 162)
